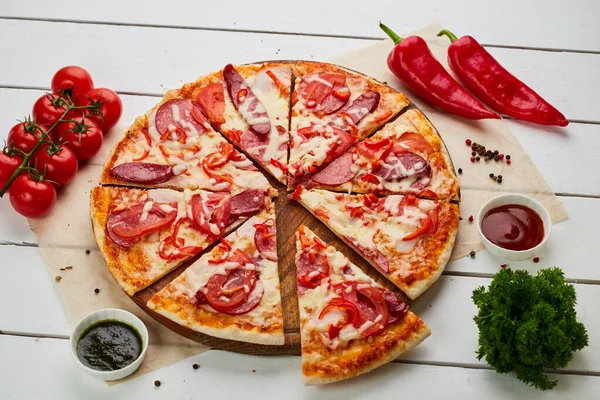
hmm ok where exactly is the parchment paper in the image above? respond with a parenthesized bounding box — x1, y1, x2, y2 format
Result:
(27, 21, 567, 383)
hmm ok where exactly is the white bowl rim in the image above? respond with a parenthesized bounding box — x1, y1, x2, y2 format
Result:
(70, 308, 149, 376)
(476, 194, 552, 255)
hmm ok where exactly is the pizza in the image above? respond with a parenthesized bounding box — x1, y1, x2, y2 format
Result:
(90, 61, 460, 369)
(147, 202, 284, 345)
(295, 225, 430, 384)
(100, 91, 277, 196)
(183, 63, 293, 184)
(307, 109, 460, 201)
(293, 188, 459, 299)
(91, 185, 268, 295)
(288, 61, 410, 187)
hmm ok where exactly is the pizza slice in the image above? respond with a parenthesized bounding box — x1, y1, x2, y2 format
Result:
(184, 63, 292, 184)
(147, 201, 284, 345)
(295, 225, 430, 385)
(91, 185, 268, 295)
(288, 61, 410, 187)
(307, 109, 460, 201)
(293, 189, 459, 299)
(100, 91, 276, 196)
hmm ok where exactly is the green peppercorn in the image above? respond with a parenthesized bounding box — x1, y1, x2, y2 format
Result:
(469, 250, 476, 258)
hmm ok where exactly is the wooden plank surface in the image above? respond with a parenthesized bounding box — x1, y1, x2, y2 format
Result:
(2, 0, 600, 52)
(1, 20, 599, 122)
(2, 335, 599, 399)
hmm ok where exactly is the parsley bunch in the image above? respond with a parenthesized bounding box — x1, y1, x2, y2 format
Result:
(472, 268, 588, 390)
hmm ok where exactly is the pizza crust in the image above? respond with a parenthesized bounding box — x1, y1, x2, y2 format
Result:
(302, 312, 431, 385)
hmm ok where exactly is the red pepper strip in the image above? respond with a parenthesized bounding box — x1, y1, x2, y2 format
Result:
(361, 173, 380, 185)
(380, 23, 499, 121)
(314, 208, 330, 220)
(266, 70, 290, 96)
(158, 237, 203, 260)
(313, 236, 328, 249)
(291, 184, 303, 201)
(254, 223, 275, 240)
(438, 30, 568, 127)
(319, 298, 361, 339)
(171, 218, 188, 248)
(270, 158, 288, 172)
(402, 214, 432, 241)
(298, 225, 310, 248)
(133, 129, 152, 161)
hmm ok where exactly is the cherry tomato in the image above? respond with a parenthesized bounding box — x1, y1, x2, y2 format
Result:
(51, 66, 94, 105)
(81, 88, 122, 132)
(32, 93, 67, 127)
(57, 117, 103, 161)
(9, 174, 57, 218)
(7, 121, 43, 154)
(0, 151, 23, 189)
(34, 144, 79, 186)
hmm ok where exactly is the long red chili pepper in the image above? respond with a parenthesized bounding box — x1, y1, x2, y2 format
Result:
(380, 23, 499, 121)
(438, 30, 568, 127)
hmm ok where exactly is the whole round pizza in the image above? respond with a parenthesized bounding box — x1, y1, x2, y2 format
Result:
(90, 61, 460, 385)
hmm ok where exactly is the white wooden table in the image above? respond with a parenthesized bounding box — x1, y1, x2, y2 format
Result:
(1, 1, 599, 398)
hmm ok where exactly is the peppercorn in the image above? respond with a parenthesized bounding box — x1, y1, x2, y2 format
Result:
(506, 155, 511, 160)
(475, 156, 481, 161)
(469, 250, 476, 258)
(497, 175, 502, 180)
(489, 173, 494, 178)
(458, 168, 463, 174)
(472, 142, 477, 147)
(154, 380, 161, 387)
(193, 364, 200, 370)
(85, 249, 91, 255)
(471, 144, 477, 151)
(55, 276, 62, 282)
(94, 288, 100, 294)
(493, 150, 499, 155)
(498, 154, 504, 160)
(468, 215, 474, 222)
(492, 176, 498, 181)
(533, 257, 540, 263)
(470, 157, 475, 163)
(465, 139, 472, 146)
(506, 160, 511, 165)
(459, 217, 463, 220)
(471, 151, 476, 156)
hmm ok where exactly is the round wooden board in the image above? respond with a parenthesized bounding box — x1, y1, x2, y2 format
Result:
(127, 62, 454, 355)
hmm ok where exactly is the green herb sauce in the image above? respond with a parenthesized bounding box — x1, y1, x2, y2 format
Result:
(77, 319, 142, 371)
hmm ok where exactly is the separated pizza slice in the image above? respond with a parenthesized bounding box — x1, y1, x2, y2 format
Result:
(307, 109, 460, 201)
(91, 185, 269, 295)
(182, 63, 292, 184)
(147, 201, 284, 345)
(295, 225, 430, 385)
(288, 61, 410, 188)
(294, 189, 459, 299)
(100, 91, 276, 196)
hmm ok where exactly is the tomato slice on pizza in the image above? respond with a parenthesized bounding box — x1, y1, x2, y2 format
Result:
(295, 225, 430, 384)
(147, 201, 285, 345)
(91, 186, 268, 295)
(101, 94, 276, 196)
(293, 189, 459, 299)
(307, 109, 460, 201)
(190, 63, 293, 184)
(288, 61, 410, 188)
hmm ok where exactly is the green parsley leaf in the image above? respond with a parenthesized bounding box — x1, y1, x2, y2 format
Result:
(472, 267, 588, 390)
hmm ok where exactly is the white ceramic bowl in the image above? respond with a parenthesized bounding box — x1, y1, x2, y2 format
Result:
(70, 308, 149, 381)
(476, 194, 552, 261)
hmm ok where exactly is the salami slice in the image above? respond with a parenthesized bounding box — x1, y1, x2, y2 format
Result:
(344, 236, 389, 273)
(155, 99, 208, 137)
(110, 162, 175, 184)
(106, 201, 177, 248)
(373, 152, 432, 188)
(254, 222, 277, 261)
(223, 64, 271, 136)
(311, 153, 356, 186)
(380, 288, 409, 324)
(222, 280, 264, 315)
(299, 72, 350, 116)
(337, 90, 381, 125)
(230, 189, 265, 217)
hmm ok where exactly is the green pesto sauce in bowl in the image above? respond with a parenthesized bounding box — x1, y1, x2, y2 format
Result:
(77, 319, 143, 371)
